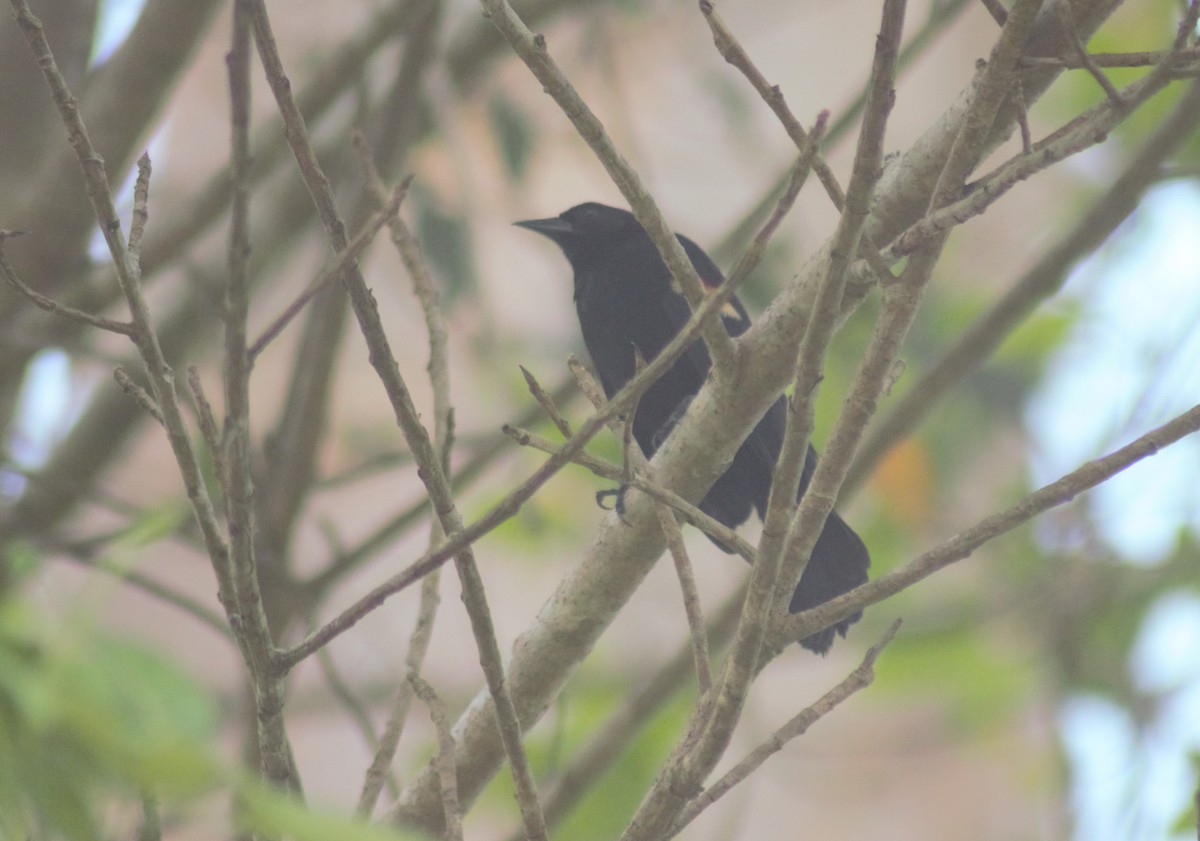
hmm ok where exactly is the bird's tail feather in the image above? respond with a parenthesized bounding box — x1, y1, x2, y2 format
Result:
(789, 511, 870, 654)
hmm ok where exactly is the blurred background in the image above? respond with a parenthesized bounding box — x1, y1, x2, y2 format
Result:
(1, 0, 1198, 839)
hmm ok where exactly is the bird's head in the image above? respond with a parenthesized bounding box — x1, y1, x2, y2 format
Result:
(515, 202, 643, 268)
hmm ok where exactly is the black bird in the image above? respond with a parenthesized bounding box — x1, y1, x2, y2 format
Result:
(516, 202, 869, 653)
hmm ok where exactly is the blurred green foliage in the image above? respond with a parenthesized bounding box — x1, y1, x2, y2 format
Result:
(0, 595, 219, 840)
(478, 677, 694, 841)
(0, 590, 431, 840)
(489, 92, 536, 181)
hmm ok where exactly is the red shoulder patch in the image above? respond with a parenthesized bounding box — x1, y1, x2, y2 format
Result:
(697, 270, 723, 291)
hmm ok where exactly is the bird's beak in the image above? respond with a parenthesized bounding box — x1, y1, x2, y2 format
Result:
(513, 216, 574, 241)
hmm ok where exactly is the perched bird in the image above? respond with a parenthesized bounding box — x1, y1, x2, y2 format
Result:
(517, 202, 869, 653)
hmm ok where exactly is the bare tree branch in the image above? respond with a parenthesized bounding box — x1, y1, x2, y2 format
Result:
(358, 569, 441, 817)
(848, 78, 1200, 491)
(656, 503, 714, 695)
(48, 535, 233, 640)
(0, 239, 137, 336)
(1021, 47, 1200, 69)
(779, 0, 1047, 621)
(520, 365, 573, 439)
(113, 367, 164, 424)
(9, 0, 297, 791)
(668, 619, 902, 838)
(1057, 1, 1124, 107)
(775, 402, 1200, 651)
(503, 425, 759, 565)
(394, 1, 1148, 829)
(700, 0, 894, 283)
(883, 68, 1198, 263)
(477, 0, 737, 374)
(619, 4, 907, 837)
(408, 674, 464, 841)
(246, 180, 409, 361)
(249, 3, 550, 833)
(9, 0, 1197, 835)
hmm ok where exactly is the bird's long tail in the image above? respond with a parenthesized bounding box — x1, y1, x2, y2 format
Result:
(789, 511, 870, 654)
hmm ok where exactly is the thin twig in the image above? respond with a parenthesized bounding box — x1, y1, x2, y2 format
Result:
(520, 365, 572, 438)
(226, 0, 300, 792)
(517, 588, 745, 840)
(1019, 47, 1200, 69)
(9, 0, 295, 789)
(628, 5, 905, 838)
(113, 368, 164, 424)
(978, 0, 1008, 26)
(409, 674, 464, 841)
(700, 0, 894, 284)
(619, 350, 647, 489)
(477, 0, 737, 374)
(726, 111, 831, 295)
(50, 538, 232, 640)
(281, 237, 767, 671)
(883, 61, 1198, 263)
(655, 504, 713, 695)
(848, 79, 1200, 492)
(1058, 1, 1123, 108)
(773, 0, 904, 611)
(565, 357, 713, 691)
(668, 619, 902, 838)
(1013, 79, 1033, 153)
(316, 641, 380, 756)
(566, 355, 606, 409)
(0, 239, 137, 337)
(777, 403, 1200, 650)
(503, 425, 758, 564)
(376, 172, 453, 453)
(351, 125, 453, 820)
(252, 2, 548, 833)
(186, 366, 224, 485)
(358, 567, 442, 816)
(128, 153, 152, 258)
(247, 180, 409, 360)
(223, 0, 261, 736)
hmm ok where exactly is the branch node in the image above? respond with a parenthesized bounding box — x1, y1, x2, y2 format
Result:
(520, 365, 572, 438)
(114, 367, 165, 425)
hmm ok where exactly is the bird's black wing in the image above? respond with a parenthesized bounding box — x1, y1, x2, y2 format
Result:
(670, 236, 789, 497)
(648, 235, 757, 447)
